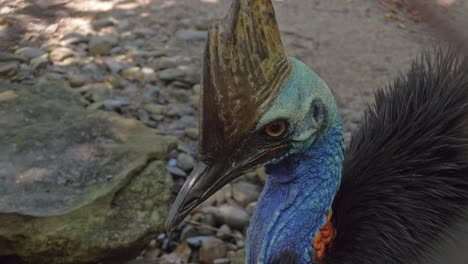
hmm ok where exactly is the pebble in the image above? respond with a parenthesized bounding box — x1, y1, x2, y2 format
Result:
(167, 166, 187, 178)
(102, 99, 130, 111)
(245, 202, 256, 216)
(15, 47, 46, 59)
(194, 16, 217, 30)
(199, 213, 217, 235)
(30, 54, 49, 70)
(199, 237, 227, 264)
(232, 181, 261, 206)
(214, 258, 231, 264)
(67, 73, 86, 88)
(91, 18, 115, 31)
(216, 225, 233, 241)
(153, 56, 191, 70)
(175, 29, 207, 41)
(0, 62, 19, 77)
(0, 52, 26, 62)
(86, 86, 112, 102)
(193, 84, 201, 93)
(143, 103, 165, 115)
(186, 236, 212, 248)
(177, 153, 195, 171)
(230, 249, 245, 264)
(165, 104, 194, 118)
(159, 242, 191, 264)
(157, 65, 199, 85)
(203, 205, 250, 230)
(61, 32, 89, 46)
(49, 47, 75, 62)
(184, 127, 199, 140)
(180, 225, 200, 241)
(89, 34, 119, 56)
(121, 66, 142, 80)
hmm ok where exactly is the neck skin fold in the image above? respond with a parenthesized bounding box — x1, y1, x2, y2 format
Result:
(246, 119, 344, 264)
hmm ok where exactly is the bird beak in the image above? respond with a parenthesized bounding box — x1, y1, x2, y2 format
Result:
(166, 161, 238, 231)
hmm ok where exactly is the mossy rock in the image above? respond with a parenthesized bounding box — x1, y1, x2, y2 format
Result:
(0, 81, 177, 263)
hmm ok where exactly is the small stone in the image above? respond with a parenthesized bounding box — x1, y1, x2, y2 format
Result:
(193, 84, 201, 93)
(15, 47, 46, 59)
(184, 127, 199, 140)
(216, 225, 233, 241)
(0, 90, 18, 102)
(49, 47, 75, 62)
(135, 28, 157, 38)
(143, 103, 165, 115)
(89, 34, 119, 56)
(167, 166, 187, 178)
(104, 58, 128, 73)
(45, 72, 64, 81)
(108, 73, 124, 89)
(61, 32, 89, 46)
(164, 104, 189, 118)
(153, 56, 191, 70)
(230, 249, 245, 264)
(180, 225, 200, 241)
(0, 62, 18, 77)
(177, 153, 195, 171)
(186, 236, 212, 248)
(194, 16, 217, 30)
(67, 73, 86, 88)
(159, 242, 191, 264)
(203, 205, 250, 230)
(256, 166, 267, 183)
(140, 67, 157, 82)
(102, 99, 130, 111)
(214, 258, 231, 264)
(85, 85, 112, 102)
(91, 18, 114, 31)
(199, 213, 217, 235)
(157, 67, 184, 81)
(168, 158, 177, 167)
(117, 20, 130, 31)
(232, 181, 261, 206)
(175, 29, 207, 41)
(157, 65, 199, 85)
(0, 52, 26, 62)
(121, 66, 142, 80)
(199, 237, 228, 264)
(246, 202, 256, 216)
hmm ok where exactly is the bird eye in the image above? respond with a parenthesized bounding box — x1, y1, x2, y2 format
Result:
(264, 120, 287, 137)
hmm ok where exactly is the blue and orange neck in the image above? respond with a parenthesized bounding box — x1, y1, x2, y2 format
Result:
(246, 120, 344, 264)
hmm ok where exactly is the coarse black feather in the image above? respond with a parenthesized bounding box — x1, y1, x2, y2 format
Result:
(326, 49, 468, 264)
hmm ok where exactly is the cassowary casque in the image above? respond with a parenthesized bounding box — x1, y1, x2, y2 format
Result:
(167, 1, 468, 263)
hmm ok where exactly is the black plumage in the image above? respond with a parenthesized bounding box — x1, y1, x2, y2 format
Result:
(327, 49, 468, 264)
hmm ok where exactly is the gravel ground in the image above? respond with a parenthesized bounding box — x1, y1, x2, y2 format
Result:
(1, 0, 468, 263)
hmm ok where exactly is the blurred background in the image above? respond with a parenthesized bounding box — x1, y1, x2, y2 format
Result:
(1, 0, 468, 263)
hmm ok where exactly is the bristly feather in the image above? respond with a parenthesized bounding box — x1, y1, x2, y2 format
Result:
(327, 49, 468, 264)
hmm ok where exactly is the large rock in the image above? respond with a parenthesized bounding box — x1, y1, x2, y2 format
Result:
(0, 81, 177, 264)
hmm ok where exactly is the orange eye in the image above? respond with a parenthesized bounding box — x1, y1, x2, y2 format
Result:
(264, 120, 287, 137)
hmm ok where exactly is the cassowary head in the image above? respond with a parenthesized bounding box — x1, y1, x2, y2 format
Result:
(167, 0, 342, 263)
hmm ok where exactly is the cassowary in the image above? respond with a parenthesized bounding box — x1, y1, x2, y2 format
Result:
(166, 0, 468, 263)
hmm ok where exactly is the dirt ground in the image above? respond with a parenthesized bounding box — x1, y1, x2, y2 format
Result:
(2, 0, 468, 107)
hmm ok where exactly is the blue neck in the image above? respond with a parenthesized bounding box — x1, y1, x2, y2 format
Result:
(246, 121, 344, 264)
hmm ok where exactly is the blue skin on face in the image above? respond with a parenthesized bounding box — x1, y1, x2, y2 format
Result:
(246, 58, 344, 264)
